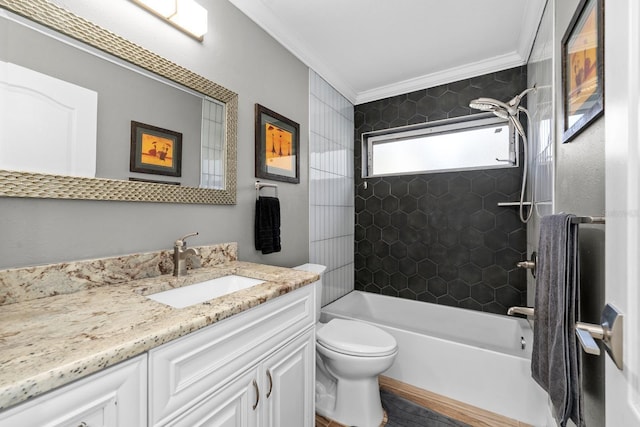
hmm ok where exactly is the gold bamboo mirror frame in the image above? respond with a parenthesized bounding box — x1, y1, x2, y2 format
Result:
(0, 0, 237, 204)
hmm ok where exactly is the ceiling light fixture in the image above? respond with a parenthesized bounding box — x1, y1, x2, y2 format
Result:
(132, 0, 208, 41)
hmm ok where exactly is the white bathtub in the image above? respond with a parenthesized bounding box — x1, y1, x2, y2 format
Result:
(320, 291, 550, 426)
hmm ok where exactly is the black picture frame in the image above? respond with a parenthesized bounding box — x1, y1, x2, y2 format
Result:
(130, 121, 182, 176)
(561, 0, 604, 143)
(255, 104, 300, 184)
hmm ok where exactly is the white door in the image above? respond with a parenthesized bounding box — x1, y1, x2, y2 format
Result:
(604, 0, 640, 425)
(0, 61, 97, 177)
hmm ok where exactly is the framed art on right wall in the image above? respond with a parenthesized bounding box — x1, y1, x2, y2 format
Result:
(561, 0, 604, 143)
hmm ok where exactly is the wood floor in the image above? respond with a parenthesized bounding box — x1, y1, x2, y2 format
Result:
(315, 376, 532, 427)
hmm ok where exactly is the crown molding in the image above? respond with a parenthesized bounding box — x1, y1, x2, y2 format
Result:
(354, 51, 526, 105)
(228, 0, 546, 106)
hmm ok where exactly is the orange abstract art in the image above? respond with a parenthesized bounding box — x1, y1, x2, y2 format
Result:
(140, 133, 174, 166)
(566, 4, 598, 117)
(264, 123, 294, 172)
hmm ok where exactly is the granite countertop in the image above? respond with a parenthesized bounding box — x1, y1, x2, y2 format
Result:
(0, 261, 318, 411)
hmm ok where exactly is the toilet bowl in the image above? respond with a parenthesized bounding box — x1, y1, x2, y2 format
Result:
(294, 264, 398, 427)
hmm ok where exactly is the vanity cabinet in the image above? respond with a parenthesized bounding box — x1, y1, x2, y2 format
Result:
(0, 354, 147, 427)
(0, 284, 315, 427)
(148, 284, 316, 426)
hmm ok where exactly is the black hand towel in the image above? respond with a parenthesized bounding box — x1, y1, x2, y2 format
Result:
(254, 196, 281, 254)
(531, 213, 583, 427)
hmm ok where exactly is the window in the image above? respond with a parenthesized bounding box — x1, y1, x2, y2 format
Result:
(200, 98, 226, 189)
(362, 114, 517, 177)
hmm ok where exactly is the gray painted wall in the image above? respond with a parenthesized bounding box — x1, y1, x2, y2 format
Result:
(0, 0, 310, 269)
(528, 0, 605, 425)
(556, 0, 605, 424)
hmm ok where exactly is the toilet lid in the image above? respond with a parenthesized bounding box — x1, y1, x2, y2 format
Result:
(316, 319, 397, 357)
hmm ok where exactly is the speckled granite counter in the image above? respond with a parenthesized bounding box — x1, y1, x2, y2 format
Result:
(0, 244, 318, 411)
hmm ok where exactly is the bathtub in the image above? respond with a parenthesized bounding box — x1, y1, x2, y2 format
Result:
(320, 291, 550, 426)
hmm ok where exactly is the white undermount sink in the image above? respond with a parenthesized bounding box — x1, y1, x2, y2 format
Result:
(147, 275, 265, 308)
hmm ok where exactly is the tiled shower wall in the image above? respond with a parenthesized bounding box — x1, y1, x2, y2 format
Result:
(354, 67, 528, 314)
(309, 70, 355, 306)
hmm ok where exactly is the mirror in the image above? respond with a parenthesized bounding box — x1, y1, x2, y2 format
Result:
(0, 0, 237, 204)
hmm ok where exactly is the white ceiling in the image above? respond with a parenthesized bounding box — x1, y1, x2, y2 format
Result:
(227, 0, 547, 105)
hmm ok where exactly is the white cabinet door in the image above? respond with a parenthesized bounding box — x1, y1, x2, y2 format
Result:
(261, 329, 315, 427)
(0, 355, 146, 427)
(167, 368, 259, 427)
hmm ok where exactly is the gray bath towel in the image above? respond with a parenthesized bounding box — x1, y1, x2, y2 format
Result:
(531, 214, 583, 426)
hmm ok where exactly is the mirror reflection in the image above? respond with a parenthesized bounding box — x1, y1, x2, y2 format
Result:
(0, 1, 237, 204)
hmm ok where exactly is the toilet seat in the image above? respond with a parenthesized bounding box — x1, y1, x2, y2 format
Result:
(316, 318, 397, 357)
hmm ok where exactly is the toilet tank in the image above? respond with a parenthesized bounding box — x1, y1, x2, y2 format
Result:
(293, 263, 326, 321)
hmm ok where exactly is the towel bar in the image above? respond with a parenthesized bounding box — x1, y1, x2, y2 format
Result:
(571, 216, 605, 224)
(255, 181, 278, 200)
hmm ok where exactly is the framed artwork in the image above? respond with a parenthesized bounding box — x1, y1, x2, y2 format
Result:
(561, 0, 604, 143)
(130, 121, 182, 176)
(255, 104, 300, 183)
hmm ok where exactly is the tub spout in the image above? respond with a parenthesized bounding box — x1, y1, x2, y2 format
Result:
(507, 306, 535, 317)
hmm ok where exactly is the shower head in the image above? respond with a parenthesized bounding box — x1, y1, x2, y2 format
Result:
(469, 86, 536, 119)
(468, 98, 511, 119)
(469, 86, 537, 225)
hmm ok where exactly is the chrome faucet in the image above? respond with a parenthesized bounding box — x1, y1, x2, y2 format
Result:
(173, 232, 200, 276)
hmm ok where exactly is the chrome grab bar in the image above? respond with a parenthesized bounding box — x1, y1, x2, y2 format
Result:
(571, 216, 605, 224)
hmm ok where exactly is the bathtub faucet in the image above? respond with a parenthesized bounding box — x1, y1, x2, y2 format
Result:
(507, 306, 535, 317)
(173, 232, 200, 277)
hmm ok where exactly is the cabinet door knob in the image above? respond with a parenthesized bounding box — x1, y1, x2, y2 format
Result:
(252, 379, 260, 410)
(266, 369, 273, 398)
(78, 423, 88, 427)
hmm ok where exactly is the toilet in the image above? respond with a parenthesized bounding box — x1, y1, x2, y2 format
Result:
(294, 264, 398, 427)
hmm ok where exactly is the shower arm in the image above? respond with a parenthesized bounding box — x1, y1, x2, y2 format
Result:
(508, 87, 537, 110)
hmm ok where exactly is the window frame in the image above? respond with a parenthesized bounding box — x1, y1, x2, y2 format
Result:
(361, 113, 518, 178)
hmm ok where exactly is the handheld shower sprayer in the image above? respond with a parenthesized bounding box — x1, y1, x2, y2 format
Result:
(469, 85, 537, 223)
(469, 86, 536, 122)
